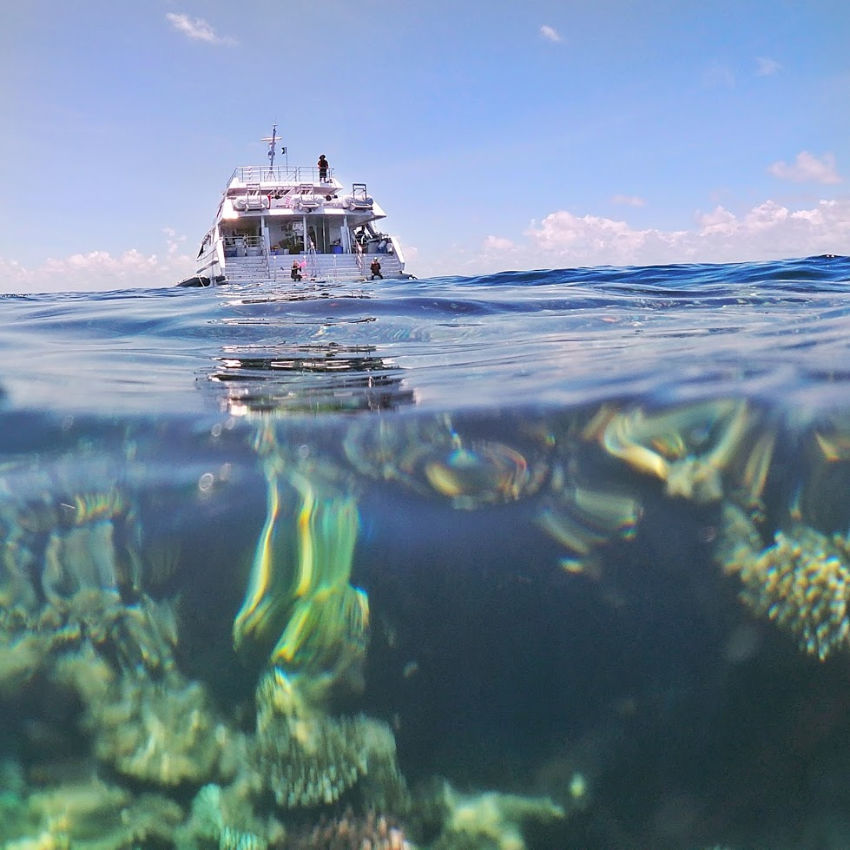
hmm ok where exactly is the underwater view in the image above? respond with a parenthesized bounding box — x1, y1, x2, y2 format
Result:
(3, 255, 850, 849)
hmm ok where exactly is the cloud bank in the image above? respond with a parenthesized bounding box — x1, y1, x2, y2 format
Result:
(473, 198, 849, 273)
(0, 247, 195, 294)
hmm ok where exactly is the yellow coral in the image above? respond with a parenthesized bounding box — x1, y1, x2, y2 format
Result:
(721, 515, 850, 660)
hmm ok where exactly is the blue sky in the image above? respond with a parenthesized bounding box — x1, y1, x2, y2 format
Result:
(1, 0, 848, 291)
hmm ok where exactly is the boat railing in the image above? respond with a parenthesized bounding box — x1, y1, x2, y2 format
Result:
(223, 234, 265, 258)
(230, 165, 333, 186)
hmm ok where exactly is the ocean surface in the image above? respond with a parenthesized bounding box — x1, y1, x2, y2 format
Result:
(2, 254, 850, 849)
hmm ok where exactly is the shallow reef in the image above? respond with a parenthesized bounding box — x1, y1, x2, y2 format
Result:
(4, 401, 850, 847)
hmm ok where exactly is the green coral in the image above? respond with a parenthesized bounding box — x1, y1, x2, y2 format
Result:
(430, 781, 565, 850)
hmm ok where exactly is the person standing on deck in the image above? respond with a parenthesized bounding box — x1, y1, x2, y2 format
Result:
(318, 154, 329, 181)
(370, 258, 383, 280)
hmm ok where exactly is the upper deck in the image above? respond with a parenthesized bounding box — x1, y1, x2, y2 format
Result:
(226, 164, 338, 192)
(216, 164, 384, 222)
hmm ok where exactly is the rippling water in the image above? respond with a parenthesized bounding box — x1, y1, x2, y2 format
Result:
(1, 255, 850, 849)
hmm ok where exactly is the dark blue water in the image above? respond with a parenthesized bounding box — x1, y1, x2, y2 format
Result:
(1, 255, 850, 849)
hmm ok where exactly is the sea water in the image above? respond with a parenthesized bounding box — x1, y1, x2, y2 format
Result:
(1, 255, 850, 849)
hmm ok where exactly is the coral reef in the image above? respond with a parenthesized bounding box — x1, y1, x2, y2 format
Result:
(9, 404, 812, 847)
(719, 505, 850, 660)
(0, 771, 184, 850)
(428, 781, 564, 850)
(0, 508, 234, 787)
(590, 400, 850, 664)
(0, 439, 412, 845)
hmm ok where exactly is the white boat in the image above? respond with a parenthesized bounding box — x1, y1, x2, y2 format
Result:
(181, 126, 408, 287)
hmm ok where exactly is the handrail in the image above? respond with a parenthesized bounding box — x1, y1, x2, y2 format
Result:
(223, 235, 263, 247)
(230, 165, 333, 185)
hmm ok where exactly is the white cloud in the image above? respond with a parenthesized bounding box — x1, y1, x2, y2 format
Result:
(0, 245, 196, 294)
(165, 13, 235, 45)
(540, 24, 562, 43)
(755, 56, 781, 76)
(611, 194, 646, 207)
(768, 151, 842, 185)
(526, 211, 684, 264)
(442, 198, 848, 274)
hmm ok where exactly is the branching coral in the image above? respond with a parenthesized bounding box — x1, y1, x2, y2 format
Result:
(719, 504, 850, 660)
(251, 669, 405, 810)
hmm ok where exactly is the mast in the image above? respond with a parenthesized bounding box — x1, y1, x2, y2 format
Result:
(262, 124, 287, 178)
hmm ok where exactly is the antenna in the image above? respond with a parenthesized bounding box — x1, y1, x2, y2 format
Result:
(262, 124, 279, 176)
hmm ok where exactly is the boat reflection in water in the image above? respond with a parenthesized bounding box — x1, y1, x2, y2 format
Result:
(205, 342, 415, 416)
